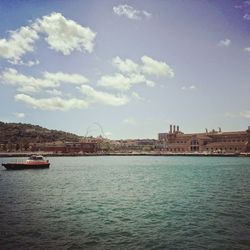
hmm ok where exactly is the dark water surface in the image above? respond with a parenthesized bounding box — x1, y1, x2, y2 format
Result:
(0, 156, 249, 249)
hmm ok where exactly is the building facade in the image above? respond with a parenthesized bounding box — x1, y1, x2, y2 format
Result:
(158, 125, 250, 153)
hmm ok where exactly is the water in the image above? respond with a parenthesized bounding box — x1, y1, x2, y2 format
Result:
(0, 156, 249, 250)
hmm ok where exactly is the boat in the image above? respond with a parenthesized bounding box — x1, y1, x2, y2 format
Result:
(2, 155, 50, 170)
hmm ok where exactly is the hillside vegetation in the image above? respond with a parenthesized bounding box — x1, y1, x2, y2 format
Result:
(0, 121, 81, 145)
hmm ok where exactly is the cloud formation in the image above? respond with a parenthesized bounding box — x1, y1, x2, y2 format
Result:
(15, 94, 89, 111)
(0, 26, 39, 64)
(112, 56, 139, 74)
(113, 4, 152, 20)
(98, 56, 173, 91)
(34, 12, 96, 55)
(14, 112, 25, 118)
(141, 56, 174, 77)
(43, 71, 89, 85)
(1, 66, 130, 110)
(181, 85, 197, 91)
(78, 85, 129, 106)
(225, 110, 250, 119)
(1, 68, 89, 93)
(123, 117, 137, 125)
(240, 111, 250, 118)
(98, 73, 154, 91)
(132, 92, 145, 101)
(243, 13, 250, 20)
(218, 39, 231, 47)
(0, 12, 96, 64)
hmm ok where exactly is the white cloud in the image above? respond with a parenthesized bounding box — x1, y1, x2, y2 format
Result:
(132, 91, 145, 101)
(141, 56, 175, 77)
(14, 112, 25, 118)
(10, 59, 40, 67)
(181, 85, 197, 91)
(244, 47, 250, 52)
(0, 12, 96, 64)
(145, 79, 156, 87)
(43, 71, 89, 85)
(99, 56, 173, 91)
(113, 55, 175, 77)
(123, 117, 137, 125)
(142, 11, 152, 19)
(15, 94, 88, 111)
(239, 111, 250, 118)
(112, 56, 139, 74)
(218, 39, 231, 47)
(46, 89, 62, 96)
(234, 5, 243, 9)
(225, 111, 250, 118)
(78, 85, 129, 106)
(113, 4, 152, 20)
(34, 12, 96, 55)
(243, 13, 250, 20)
(1, 68, 56, 93)
(0, 26, 39, 63)
(1, 68, 89, 93)
(98, 73, 149, 91)
(225, 112, 237, 118)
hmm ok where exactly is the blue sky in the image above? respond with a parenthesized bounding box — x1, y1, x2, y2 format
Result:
(0, 0, 250, 139)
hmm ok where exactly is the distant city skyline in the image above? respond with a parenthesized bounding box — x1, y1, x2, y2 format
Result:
(0, 0, 250, 139)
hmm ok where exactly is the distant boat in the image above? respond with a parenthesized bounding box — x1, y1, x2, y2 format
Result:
(2, 155, 50, 170)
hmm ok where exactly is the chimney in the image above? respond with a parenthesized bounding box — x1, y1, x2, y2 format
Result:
(173, 125, 176, 133)
(170, 125, 172, 134)
(177, 125, 179, 132)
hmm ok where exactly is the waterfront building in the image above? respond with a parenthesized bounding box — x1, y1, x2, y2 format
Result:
(158, 125, 250, 153)
(30, 141, 99, 154)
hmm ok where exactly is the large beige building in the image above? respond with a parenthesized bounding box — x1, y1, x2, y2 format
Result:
(158, 125, 250, 153)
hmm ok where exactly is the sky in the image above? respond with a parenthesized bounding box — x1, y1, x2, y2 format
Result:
(0, 0, 250, 139)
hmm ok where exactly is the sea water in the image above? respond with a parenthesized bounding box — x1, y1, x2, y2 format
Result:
(0, 156, 249, 249)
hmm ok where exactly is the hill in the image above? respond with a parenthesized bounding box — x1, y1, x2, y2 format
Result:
(0, 121, 81, 146)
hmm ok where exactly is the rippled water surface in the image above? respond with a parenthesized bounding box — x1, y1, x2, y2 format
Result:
(0, 156, 250, 249)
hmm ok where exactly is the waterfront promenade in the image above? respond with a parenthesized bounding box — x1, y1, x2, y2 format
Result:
(0, 151, 249, 157)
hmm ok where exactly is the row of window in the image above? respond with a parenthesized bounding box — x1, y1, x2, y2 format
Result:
(206, 147, 242, 151)
(173, 139, 245, 144)
(165, 147, 242, 152)
(213, 139, 245, 143)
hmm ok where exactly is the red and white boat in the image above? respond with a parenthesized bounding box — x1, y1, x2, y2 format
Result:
(2, 155, 50, 170)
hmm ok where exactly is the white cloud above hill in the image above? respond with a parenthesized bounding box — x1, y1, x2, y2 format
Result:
(0, 12, 96, 64)
(15, 94, 89, 111)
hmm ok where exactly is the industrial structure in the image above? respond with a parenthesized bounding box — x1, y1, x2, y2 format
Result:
(158, 125, 250, 153)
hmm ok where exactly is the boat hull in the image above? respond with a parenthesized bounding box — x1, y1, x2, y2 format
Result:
(2, 163, 50, 170)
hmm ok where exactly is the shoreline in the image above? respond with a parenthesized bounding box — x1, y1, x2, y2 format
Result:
(0, 152, 250, 157)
